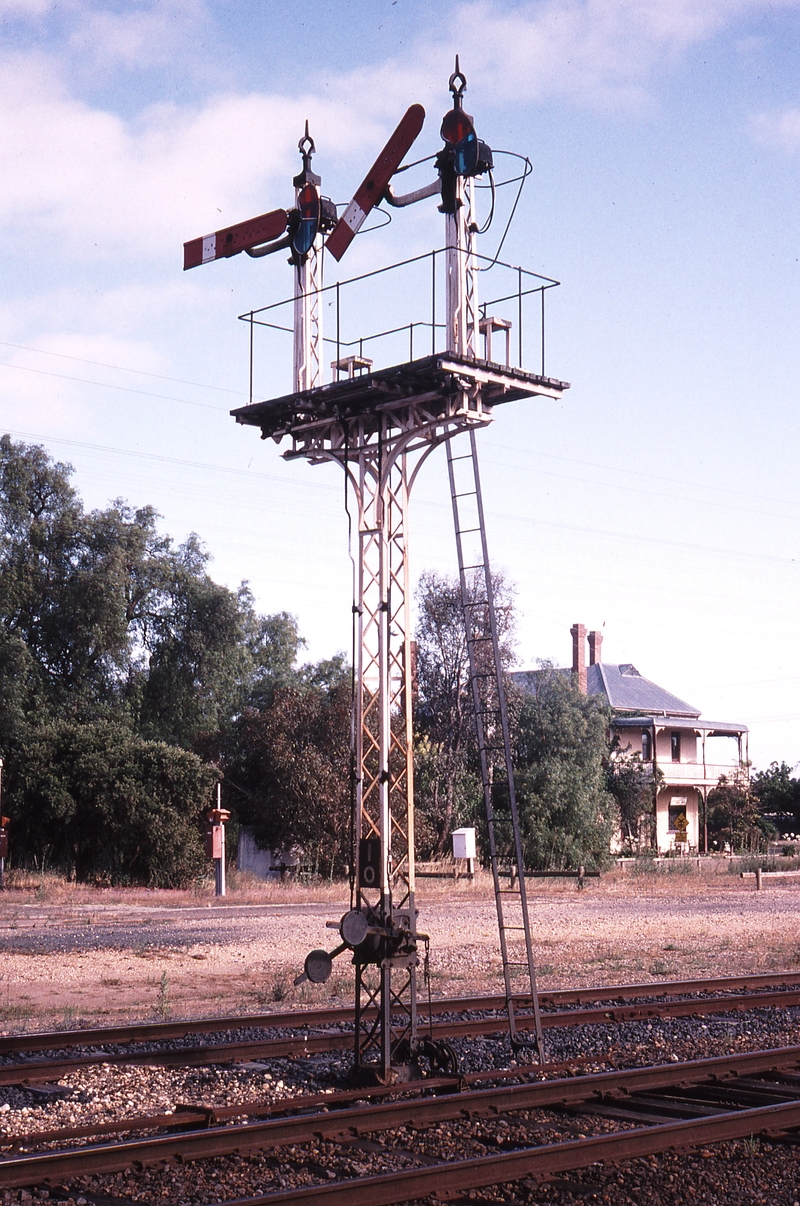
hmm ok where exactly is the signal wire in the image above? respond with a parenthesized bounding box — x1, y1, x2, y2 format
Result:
(477, 151, 532, 271)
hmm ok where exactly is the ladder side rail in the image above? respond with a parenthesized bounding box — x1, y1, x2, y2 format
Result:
(383, 453, 418, 1069)
(465, 428, 545, 1054)
(352, 450, 372, 1075)
(377, 446, 393, 1080)
(445, 434, 521, 1046)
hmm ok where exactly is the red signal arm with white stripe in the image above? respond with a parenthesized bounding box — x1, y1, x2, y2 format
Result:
(325, 104, 425, 262)
(183, 208, 288, 270)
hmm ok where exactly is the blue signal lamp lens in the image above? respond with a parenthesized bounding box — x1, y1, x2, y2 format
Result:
(292, 184, 321, 256)
(454, 130, 479, 177)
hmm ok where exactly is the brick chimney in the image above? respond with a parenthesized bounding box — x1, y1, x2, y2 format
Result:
(588, 630, 603, 666)
(570, 622, 587, 695)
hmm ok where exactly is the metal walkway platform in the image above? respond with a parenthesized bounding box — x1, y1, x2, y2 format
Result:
(231, 352, 570, 444)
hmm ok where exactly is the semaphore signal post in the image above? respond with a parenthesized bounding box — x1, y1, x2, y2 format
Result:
(184, 63, 569, 1084)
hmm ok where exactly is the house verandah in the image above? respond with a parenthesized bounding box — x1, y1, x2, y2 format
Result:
(612, 714, 749, 854)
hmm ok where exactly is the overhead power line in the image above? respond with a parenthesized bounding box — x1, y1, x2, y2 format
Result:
(5, 429, 796, 571)
(0, 341, 247, 396)
(0, 361, 228, 412)
(492, 440, 800, 512)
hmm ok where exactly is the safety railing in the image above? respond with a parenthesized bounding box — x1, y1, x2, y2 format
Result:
(239, 248, 560, 404)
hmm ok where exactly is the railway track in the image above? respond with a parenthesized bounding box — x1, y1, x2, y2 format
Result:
(213, 1099, 800, 1206)
(2, 969, 797, 1057)
(4, 1045, 800, 1197)
(2, 971, 800, 1087)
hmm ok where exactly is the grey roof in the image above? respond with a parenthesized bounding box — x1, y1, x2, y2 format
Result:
(513, 662, 701, 718)
(613, 715, 748, 735)
(588, 663, 701, 717)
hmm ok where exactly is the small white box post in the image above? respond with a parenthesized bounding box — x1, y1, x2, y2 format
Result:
(452, 827, 476, 877)
(205, 783, 230, 897)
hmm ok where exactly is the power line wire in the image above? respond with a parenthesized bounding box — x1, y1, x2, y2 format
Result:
(0, 361, 229, 412)
(4, 429, 339, 494)
(491, 440, 800, 512)
(0, 341, 247, 396)
(8, 428, 795, 571)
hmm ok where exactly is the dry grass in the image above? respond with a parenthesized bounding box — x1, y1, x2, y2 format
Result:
(2, 860, 799, 1034)
(0, 867, 349, 908)
(0, 856, 778, 908)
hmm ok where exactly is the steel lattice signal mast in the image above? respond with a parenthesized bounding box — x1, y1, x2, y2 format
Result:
(184, 63, 569, 1084)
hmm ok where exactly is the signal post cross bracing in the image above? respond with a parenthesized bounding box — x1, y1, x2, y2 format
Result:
(187, 65, 569, 1084)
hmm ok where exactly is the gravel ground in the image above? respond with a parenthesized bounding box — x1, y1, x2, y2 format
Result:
(2, 875, 800, 1204)
(2, 1008, 800, 1204)
(3, 873, 800, 1029)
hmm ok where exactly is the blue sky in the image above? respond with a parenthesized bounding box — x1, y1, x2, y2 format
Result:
(1, 0, 800, 769)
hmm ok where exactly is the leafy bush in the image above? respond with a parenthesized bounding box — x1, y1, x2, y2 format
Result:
(9, 719, 216, 886)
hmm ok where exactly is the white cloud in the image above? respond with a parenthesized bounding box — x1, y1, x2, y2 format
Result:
(2, 0, 800, 269)
(66, 0, 211, 72)
(0, 0, 50, 14)
(748, 107, 800, 153)
(437, 0, 800, 108)
(0, 51, 389, 261)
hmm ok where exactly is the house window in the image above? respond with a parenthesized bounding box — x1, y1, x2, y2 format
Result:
(671, 731, 681, 762)
(668, 798, 689, 839)
(641, 730, 652, 761)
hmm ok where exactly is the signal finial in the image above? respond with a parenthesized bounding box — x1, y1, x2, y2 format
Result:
(449, 56, 467, 108)
(298, 120, 316, 173)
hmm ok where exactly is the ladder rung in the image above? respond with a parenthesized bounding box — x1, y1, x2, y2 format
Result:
(453, 491, 478, 499)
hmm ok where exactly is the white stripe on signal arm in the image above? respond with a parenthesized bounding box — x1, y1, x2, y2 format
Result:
(341, 200, 367, 235)
(202, 234, 217, 263)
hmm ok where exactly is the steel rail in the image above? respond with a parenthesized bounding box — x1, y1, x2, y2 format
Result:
(3, 985, 800, 1087)
(0, 1054, 603, 1156)
(1, 970, 797, 1056)
(3, 1045, 800, 1189)
(209, 1098, 800, 1206)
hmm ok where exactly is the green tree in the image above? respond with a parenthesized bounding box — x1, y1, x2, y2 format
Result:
(0, 435, 316, 883)
(243, 609, 307, 710)
(707, 772, 774, 854)
(221, 682, 352, 877)
(751, 761, 800, 834)
(605, 740, 659, 852)
(0, 436, 303, 746)
(137, 541, 254, 748)
(512, 664, 616, 870)
(413, 569, 514, 856)
(8, 719, 216, 885)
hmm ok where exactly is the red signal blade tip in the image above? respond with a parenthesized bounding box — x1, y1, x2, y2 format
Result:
(183, 208, 288, 270)
(326, 104, 426, 262)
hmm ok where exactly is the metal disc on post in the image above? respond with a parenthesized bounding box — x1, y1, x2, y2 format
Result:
(304, 949, 333, 984)
(340, 909, 369, 948)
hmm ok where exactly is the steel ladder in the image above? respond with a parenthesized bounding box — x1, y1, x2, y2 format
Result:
(446, 428, 545, 1058)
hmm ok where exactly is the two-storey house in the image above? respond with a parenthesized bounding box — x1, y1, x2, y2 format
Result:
(515, 624, 749, 854)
